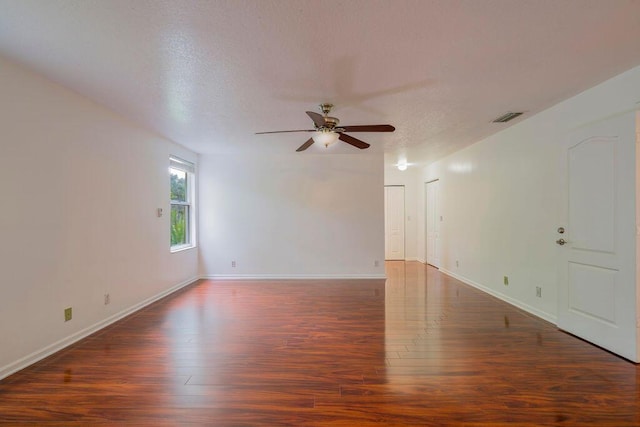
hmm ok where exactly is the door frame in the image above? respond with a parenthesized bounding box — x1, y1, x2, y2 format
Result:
(425, 179, 440, 268)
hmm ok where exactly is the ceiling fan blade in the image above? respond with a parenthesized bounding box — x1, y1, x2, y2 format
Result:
(255, 129, 314, 134)
(306, 111, 326, 128)
(341, 124, 395, 132)
(339, 133, 370, 149)
(296, 138, 314, 152)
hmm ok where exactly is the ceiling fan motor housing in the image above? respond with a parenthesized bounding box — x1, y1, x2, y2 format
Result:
(322, 116, 340, 129)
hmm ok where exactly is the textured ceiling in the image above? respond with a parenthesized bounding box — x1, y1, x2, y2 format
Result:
(1, 0, 640, 167)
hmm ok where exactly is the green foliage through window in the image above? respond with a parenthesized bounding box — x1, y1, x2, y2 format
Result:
(171, 205, 188, 246)
(170, 169, 187, 202)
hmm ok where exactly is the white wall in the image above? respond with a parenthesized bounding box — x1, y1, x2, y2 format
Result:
(416, 65, 640, 323)
(384, 166, 419, 261)
(198, 153, 385, 278)
(0, 55, 199, 378)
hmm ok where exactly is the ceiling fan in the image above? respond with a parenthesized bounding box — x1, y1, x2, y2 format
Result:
(256, 104, 395, 152)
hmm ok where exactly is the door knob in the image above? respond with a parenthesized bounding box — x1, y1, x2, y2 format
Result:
(556, 238, 567, 246)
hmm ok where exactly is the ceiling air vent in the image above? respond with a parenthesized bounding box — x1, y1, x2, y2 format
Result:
(492, 112, 523, 123)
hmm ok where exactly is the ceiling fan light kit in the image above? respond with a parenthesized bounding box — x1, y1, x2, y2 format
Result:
(256, 103, 395, 152)
(311, 129, 340, 147)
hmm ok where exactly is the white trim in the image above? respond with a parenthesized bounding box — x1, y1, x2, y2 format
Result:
(169, 156, 195, 174)
(170, 244, 197, 253)
(439, 268, 558, 324)
(405, 257, 419, 262)
(201, 274, 387, 280)
(0, 276, 199, 381)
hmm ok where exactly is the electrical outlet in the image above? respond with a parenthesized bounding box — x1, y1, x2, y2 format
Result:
(374, 260, 379, 267)
(503, 276, 509, 286)
(64, 307, 72, 322)
(536, 287, 542, 298)
(104, 293, 110, 305)
(456, 260, 459, 267)
(231, 260, 236, 268)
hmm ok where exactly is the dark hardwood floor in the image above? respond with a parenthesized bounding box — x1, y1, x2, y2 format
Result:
(1, 261, 638, 425)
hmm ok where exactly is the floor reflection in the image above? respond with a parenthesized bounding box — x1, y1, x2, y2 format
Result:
(380, 261, 640, 424)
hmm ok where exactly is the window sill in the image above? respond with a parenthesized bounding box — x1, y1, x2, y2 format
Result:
(170, 244, 197, 253)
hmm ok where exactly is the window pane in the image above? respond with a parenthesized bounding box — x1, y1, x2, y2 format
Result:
(171, 205, 189, 246)
(170, 168, 187, 202)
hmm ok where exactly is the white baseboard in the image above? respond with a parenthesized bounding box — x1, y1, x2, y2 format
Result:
(0, 276, 199, 381)
(440, 268, 557, 324)
(201, 274, 387, 280)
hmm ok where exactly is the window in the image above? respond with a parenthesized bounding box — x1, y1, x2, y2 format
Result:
(170, 156, 195, 251)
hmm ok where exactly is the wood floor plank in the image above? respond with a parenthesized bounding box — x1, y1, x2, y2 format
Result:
(1, 261, 638, 425)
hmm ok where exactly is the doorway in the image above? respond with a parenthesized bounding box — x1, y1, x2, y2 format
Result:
(384, 185, 405, 260)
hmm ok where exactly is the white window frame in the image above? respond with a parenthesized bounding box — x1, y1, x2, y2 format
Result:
(169, 156, 196, 252)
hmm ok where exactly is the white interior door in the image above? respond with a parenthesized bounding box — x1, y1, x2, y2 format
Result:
(426, 180, 441, 268)
(557, 112, 638, 362)
(384, 186, 405, 260)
